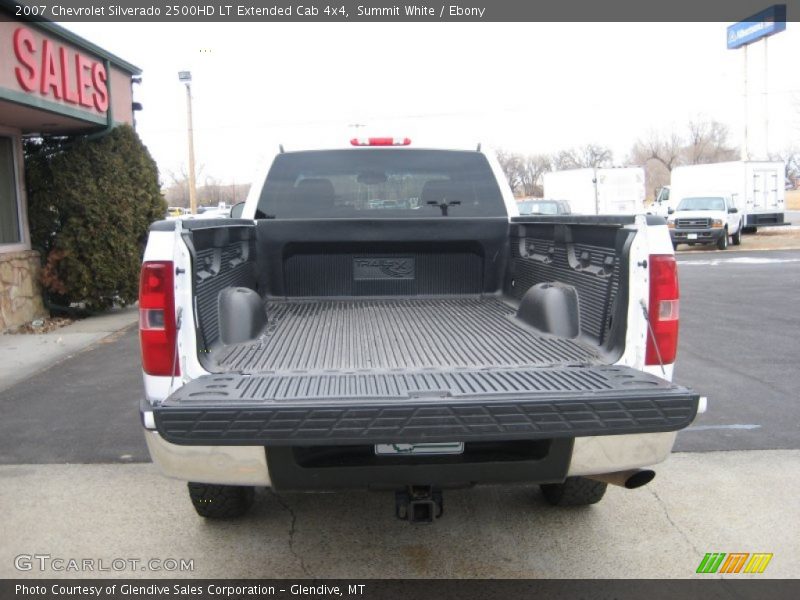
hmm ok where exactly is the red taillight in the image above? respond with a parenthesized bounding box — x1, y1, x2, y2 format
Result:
(645, 254, 680, 365)
(350, 137, 411, 146)
(139, 261, 179, 376)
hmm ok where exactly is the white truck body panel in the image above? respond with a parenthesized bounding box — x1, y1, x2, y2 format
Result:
(543, 167, 646, 215)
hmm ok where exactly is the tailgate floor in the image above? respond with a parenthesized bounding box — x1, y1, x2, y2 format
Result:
(212, 296, 600, 374)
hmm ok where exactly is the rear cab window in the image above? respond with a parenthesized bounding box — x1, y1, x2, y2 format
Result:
(256, 149, 506, 219)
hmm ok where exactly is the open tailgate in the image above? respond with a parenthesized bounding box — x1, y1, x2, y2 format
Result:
(153, 366, 698, 446)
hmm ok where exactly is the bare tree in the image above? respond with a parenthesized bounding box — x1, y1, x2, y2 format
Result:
(496, 149, 525, 195)
(629, 119, 739, 201)
(628, 132, 682, 200)
(201, 175, 223, 206)
(630, 131, 683, 173)
(629, 131, 684, 201)
(577, 144, 613, 168)
(685, 119, 737, 164)
(162, 165, 251, 208)
(550, 149, 579, 171)
(163, 164, 205, 207)
(551, 145, 613, 170)
(769, 147, 800, 187)
(163, 167, 189, 207)
(519, 154, 552, 197)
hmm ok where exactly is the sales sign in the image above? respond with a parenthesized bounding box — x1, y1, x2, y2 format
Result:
(727, 4, 786, 49)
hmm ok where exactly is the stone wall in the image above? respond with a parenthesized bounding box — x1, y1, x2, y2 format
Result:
(0, 250, 46, 332)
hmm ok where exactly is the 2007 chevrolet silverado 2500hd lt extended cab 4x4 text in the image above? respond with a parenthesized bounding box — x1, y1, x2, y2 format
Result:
(138, 139, 700, 522)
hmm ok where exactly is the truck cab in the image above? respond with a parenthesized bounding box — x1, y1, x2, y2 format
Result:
(651, 186, 671, 217)
(667, 193, 742, 250)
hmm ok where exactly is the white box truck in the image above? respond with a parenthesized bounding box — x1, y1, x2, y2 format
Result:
(654, 161, 785, 230)
(543, 167, 646, 215)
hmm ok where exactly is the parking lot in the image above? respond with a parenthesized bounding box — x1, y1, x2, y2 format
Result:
(1, 249, 799, 578)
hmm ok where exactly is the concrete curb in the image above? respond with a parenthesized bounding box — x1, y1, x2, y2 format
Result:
(0, 306, 138, 392)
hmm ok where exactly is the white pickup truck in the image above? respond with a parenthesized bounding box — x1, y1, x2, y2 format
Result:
(667, 194, 743, 250)
(138, 139, 699, 522)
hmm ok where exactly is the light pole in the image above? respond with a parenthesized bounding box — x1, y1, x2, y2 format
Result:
(178, 71, 198, 215)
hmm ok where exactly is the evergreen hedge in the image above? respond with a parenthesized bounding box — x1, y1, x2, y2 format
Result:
(25, 125, 165, 311)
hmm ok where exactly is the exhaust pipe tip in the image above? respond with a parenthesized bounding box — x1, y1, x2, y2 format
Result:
(587, 468, 656, 489)
(624, 469, 656, 489)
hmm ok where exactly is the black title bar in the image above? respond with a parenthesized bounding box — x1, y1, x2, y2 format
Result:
(0, 0, 798, 22)
(3, 579, 800, 600)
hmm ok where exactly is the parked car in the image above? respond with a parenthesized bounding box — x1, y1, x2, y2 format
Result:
(166, 206, 187, 218)
(138, 139, 699, 522)
(517, 199, 571, 215)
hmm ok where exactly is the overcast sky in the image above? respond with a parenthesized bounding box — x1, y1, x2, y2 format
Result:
(63, 22, 800, 186)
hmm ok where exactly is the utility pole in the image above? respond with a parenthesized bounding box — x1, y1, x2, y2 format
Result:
(741, 46, 749, 161)
(763, 37, 769, 158)
(179, 71, 198, 214)
(727, 6, 785, 162)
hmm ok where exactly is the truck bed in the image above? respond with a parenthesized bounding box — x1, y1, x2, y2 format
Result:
(210, 296, 600, 374)
(152, 218, 699, 447)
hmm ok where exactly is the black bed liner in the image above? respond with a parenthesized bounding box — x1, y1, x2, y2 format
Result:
(211, 296, 599, 373)
(154, 365, 698, 446)
(156, 295, 698, 446)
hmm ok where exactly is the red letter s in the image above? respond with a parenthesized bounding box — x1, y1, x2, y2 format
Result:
(92, 62, 109, 112)
(13, 27, 38, 92)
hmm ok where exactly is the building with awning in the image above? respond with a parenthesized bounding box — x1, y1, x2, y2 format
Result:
(0, 1, 141, 330)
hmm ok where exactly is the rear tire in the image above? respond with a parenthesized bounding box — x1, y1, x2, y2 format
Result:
(717, 229, 728, 250)
(732, 224, 742, 246)
(188, 482, 255, 518)
(540, 477, 608, 507)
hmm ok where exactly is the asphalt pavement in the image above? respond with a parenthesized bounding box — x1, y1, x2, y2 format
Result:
(0, 323, 146, 464)
(673, 249, 800, 452)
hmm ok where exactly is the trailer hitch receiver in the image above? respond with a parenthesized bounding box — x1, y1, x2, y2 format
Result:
(395, 486, 443, 523)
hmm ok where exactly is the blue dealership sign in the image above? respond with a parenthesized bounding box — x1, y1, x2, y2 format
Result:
(727, 4, 787, 49)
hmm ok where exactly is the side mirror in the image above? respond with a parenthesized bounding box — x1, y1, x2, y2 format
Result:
(667, 207, 674, 215)
(728, 207, 738, 214)
(229, 202, 246, 219)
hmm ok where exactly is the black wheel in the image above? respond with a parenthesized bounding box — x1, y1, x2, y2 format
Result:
(717, 228, 728, 250)
(187, 482, 255, 518)
(540, 477, 608, 507)
(732, 224, 742, 246)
